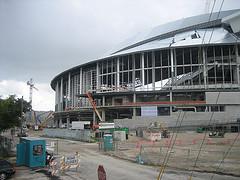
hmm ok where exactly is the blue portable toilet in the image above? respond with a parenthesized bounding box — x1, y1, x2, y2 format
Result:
(16, 137, 46, 168)
(103, 134, 113, 151)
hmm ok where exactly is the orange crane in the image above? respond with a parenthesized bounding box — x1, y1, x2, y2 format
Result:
(86, 92, 103, 130)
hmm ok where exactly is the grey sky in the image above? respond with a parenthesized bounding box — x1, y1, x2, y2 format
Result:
(0, 0, 240, 84)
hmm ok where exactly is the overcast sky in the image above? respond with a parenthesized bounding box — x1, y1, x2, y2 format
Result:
(0, 0, 239, 110)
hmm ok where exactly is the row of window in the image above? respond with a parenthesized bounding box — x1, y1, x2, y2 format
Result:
(99, 45, 237, 74)
(136, 105, 225, 117)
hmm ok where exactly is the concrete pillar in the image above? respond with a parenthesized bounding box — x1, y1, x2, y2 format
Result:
(54, 119, 58, 128)
(202, 47, 207, 89)
(60, 78, 63, 111)
(55, 82, 59, 111)
(170, 49, 174, 113)
(117, 57, 120, 91)
(141, 53, 145, 90)
(235, 45, 240, 85)
(133, 93, 136, 119)
(67, 116, 70, 129)
(152, 51, 155, 90)
(132, 54, 136, 91)
(102, 96, 105, 106)
(68, 72, 71, 108)
(101, 110, 106, 122)
(170, 49, 174, 81)
(80, 68, 83, 94)
(96, 62, 100, 91)
(59, 117, 62, 128)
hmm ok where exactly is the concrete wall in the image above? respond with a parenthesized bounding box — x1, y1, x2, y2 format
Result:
(114, 109, 240, 130)
(206, 92, 240, 104)
(43, 128, 92, 142)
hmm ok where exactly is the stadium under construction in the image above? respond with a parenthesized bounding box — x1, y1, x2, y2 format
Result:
(51, 9, 240, 131)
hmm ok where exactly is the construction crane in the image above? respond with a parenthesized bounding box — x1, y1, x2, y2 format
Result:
(27, 78, 38, 107)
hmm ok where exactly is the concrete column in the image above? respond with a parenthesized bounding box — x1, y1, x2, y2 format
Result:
(96, 62, 100, 91)
(170, 49, 174, 113)
(102, 96, 105, 106)
(55, 82, 59, 111)
(68, 72, 71, 108)
(141, 53, 145, 90)
(202, 47, 207, 89)
(54, 119, 58, 128)
(80, 68, 82, 94)
(101, 110, 106, 122)
(117, 57, 120, 91)
(152, 51, 155, 90)
(60, 78, 63, 111)
(133, 93, 136, 103)
(133, 93, 136, 120)
(66, 116, 70, 129)
(132, 54, 136, 91)
(59, 117, 62, 128)
(170, 49, 174, 80)
(235, 45, 240, 85)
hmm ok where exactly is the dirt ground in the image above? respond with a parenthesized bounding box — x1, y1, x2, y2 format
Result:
(5, 129, 240, 179)
(109, 131, 240, 176)
(33, 129, 240, 177)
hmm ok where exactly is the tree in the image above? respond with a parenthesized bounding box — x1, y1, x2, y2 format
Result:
(0, 95, 31, 133)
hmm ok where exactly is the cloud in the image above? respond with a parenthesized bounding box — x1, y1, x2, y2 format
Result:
(0, 80, 54, 111)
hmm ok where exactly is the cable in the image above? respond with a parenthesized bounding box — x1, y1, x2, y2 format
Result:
(157, 110, 182, 180)
(188, 1, 225, 179)
(210, 132, 239, 180)
(158, 111, 186, 180)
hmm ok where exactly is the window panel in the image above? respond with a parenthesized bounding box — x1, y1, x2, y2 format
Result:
(215, 46, 221, 57)
(184, 48, 191, 64)
(148, 52, 152, 67)
(155, 51, 161, 67)
(176, 49, 183, 65)
(135, 54, 141, 69)
(192, 48, 199, 64)
(162, 68, 169, 80)
(155, 68, 161, 81)
(129, 55, 133, 70)
(123, 56, 128, 70)
(162, 50, 169, 66)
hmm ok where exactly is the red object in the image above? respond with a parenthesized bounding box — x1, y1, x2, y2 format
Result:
(98, 165, 106, 180)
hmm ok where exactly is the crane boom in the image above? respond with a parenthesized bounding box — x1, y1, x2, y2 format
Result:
(86, 92, 103, 122)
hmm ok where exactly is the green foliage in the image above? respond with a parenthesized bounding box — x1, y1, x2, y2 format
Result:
(0, 95, 31, 133)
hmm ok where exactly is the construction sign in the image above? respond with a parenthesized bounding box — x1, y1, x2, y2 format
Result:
(49, 152, 80, 176)
(98, 165, 106, 180)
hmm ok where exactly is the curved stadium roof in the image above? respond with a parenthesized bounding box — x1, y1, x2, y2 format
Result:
(51, 9, 240, 89)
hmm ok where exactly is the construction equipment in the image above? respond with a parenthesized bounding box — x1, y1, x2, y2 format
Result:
(27, 78, 38, 106)
(30, 110, 54, 130)
(148, 122, 170, 138)
(86, 92, 103, 130)
(209, 131, 225, 138)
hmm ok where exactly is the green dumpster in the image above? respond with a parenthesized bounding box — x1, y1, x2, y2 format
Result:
(104, 134, 113, 151)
